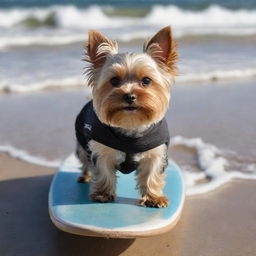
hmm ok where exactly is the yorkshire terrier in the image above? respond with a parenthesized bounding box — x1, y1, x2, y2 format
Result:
(75, 26, 178, 208)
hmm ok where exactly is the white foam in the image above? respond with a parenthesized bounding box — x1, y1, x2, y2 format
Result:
(0, 34, 86, 50)
(0, 5, 117, 29)
(171, 136, 256, 195)
(177, 68, 256, 83)
(145, 5, 256, 28)
(1, 5, 256, 29)
(0, 145, 60, 168)
(0, 31, 151, 51)
(0, 7, 51, 28)
(55, 5, 111, 29)
(1, 67, 255, 94)
(0, 76, 84, 93)
(1, 136, 255, 195)
(1, 4, 256, 50)
(1, 27, 256, 52)
(59, 154, 82, 173)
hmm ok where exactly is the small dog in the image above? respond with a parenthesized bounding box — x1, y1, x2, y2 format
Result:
(75, 26, 178, 208)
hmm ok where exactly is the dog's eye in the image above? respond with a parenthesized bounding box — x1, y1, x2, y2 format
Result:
(141, 77, 152, 86)
(110, 77, 121, 87)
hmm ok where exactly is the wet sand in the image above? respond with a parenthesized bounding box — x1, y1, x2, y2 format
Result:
(1, 152, 256, 256)
(1, 79, 256, 161)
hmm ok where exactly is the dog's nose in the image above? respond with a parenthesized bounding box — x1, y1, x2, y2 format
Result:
(123, 93, 136, 104)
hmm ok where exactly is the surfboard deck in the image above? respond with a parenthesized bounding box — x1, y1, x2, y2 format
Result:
(48, 154, 185, 238)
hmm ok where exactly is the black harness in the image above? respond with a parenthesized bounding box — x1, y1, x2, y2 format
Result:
(75, 101, 170, 174)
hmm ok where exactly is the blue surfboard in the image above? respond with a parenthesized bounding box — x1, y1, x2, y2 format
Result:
(49, 154, 185, 238)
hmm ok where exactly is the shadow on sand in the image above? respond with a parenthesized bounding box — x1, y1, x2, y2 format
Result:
(0, 175, 135, 256)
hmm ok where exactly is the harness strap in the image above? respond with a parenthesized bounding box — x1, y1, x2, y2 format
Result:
(119, 153, 138, 174)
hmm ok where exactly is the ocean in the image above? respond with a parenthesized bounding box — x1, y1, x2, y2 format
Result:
(1, 0, 256, 92)
(0, 0, 256, 195)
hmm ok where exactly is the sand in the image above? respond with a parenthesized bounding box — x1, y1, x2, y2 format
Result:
(1, 152, 255, 256)
(1, 78, 256, 255)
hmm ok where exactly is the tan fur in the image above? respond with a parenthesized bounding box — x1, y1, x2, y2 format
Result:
(78, 26, 178, 207)
(88, 141, 120, 202)
(83, 30, 118, 87)
(79, 141, 169, 206)
(136, 144, 169, 207)
(144, 26, 178, 77)
(92, 53, 171, 129)
(76, 143, 91, 183)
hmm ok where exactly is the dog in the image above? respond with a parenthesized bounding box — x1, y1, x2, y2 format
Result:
(75, 26, 178, 208)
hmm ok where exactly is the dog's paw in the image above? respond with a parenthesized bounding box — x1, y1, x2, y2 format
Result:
(77, 175, 91, 183)
(138, 195, 169, 208)
(90, 193, 115, 203)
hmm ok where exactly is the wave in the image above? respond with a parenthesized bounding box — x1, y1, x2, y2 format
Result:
(0, 34, 86, 50)
(177, 68, 256, 83)
(1, 5, 256, 51)
(171, 136, 256, 196)
(0, 76, 84, 93)
(1, 68, 255, 94)
(1, 5, 256, 29)
(0, 5, 256, 50)
(1, 136, 255, 195)
(145, 5, 256, 27)
(0, 144, 60, 168)
(0, 5, 111, 28)
(1, 28, 256, 52)
(0, 31, 153, 51)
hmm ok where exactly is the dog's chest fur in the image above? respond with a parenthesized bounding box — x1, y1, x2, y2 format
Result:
(88, 139, 145, 174)
(88, 140, 168, 175)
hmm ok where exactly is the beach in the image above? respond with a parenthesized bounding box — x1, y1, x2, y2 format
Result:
(1, 155, 256, 256)
(1, 0, 256, 255)
(1, 80, 256, 255)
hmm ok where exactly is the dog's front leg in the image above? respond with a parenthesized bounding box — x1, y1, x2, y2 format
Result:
(136, 144, 169, 208)
(89, 141, 117, 203)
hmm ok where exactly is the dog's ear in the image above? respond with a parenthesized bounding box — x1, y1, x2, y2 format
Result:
(85, 30, 118, 69)
(144, 26, 178, 72)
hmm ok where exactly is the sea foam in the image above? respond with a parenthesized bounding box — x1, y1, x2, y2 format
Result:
(0, 145, 60, 168)
(145, 5, 256, 27)
(177, 68, 256, 83)
(1, 67, 255, 94)
(0, 33, 86, 50)
(1, 5, 256, 29)
(171, 136, 256, 195)
(1, 136, 255, 195)
(1, 5, 256, 51)
(0, 76, 83, 93)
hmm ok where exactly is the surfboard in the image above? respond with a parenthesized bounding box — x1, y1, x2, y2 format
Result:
(48, 154, 185, 238)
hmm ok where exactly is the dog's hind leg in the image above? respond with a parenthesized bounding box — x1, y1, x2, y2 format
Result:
(76, 142, 91, 183)
(88, 141, 117, 203)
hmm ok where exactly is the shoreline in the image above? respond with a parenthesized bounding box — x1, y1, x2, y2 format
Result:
(1, 152, 255, 256)
(1, 79, 256, 159)
(1, 74, 256, 95)
(0, 79, 255, 199)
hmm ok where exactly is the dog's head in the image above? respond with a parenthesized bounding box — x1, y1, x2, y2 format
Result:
(83, 26, 178, 130)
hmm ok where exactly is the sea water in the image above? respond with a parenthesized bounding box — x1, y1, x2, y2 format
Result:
(0, 0, 256, 195)
(1, 1, 256, 92)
